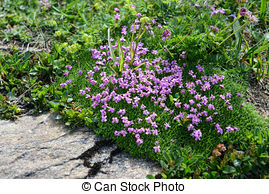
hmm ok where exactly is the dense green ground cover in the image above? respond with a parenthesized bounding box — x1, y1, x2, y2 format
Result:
(0, 0, 268, 178)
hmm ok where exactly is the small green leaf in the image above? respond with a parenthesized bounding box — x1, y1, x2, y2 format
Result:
(65, 122, 71, 126)
(146, 174, 155, 179)
(233, 160, 241, 167)
(160, 160, 168, 168)
(222, 165, 236, 174)
(86, 118, 93, 124)
(169, 95, 174, 104)
(55, 114, 63, 120)
(67, 98, 73, 103)
(161, 173, 167, 179)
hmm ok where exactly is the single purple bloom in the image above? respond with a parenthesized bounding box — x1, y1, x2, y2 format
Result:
(208, 104, 215, 110)
(136, 138, 143, 146)
(216, 123, 223, 134)
(143, 110, 149, 115)
(180, 51, 186, 59)
(140, 104, 146, 110)
(120, 37, 126, 42)
(66, 80, 72, 84)
(152, 50, 158, 55)
(175, 102, 181, 108)
(60, 83, 67, 88)
(64, 70, 69, 76)
(231, 14, 236, 18)
(162, 29, 171, 41)
(79, 90, 86, 95)
(237, 93, 243, 97)
(164, 123, 170, 129)
(188, 124, 195, 131)
(226, 93, 232, 98)
(184, 104, 190, 109)
(153, 146, 161, 153)
(112, 117, 119, 123)
(136, 13, 142, 17)
(206, 116, 213, 122)
(191, 129, 202, 141)
(114, 13, 120, 20)
(65, 65, 72, 70)
(189, 99, 195, 105)
(240, 7, 247, 16)
(114, 8, 120, 12)
(249, 15, 258, 23)
(226, 125, 234, 133)
(114, 131, 120, 136)
(210, 25, 219, 33)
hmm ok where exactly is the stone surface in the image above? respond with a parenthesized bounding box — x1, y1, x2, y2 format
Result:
(0, 112, 161, 179)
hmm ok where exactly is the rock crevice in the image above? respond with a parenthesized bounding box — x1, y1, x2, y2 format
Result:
(0, 112, 161, 179)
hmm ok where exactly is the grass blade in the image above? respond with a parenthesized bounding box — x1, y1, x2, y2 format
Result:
(108, 28, 116, 63)
(260, 0, 267, 20)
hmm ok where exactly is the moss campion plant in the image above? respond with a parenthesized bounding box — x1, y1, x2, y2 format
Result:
(60, 7, 247, 159)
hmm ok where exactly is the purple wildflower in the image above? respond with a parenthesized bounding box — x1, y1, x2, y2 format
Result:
(188, 124, 195, 131)
(226, 125, 234, 133)
(164, 123, 170, 129)
(240, 7, 247, 16)
(136, 13, 142, 17)
(64, 70, 69, 76)
(112, 117, 119, 123)
(143, 110, 149, 115)
(208, 104, 215, 110)
(114, 13, 120, 20)
(157, 24, 163, 29)
(162, 29, 171, 41)
(66, 80, 72, 84)
(175, 102, 181, 108)
(180, 51, 186, 59)
(206, 116, 213, 122)
(210, 25, 219, 33)
(152, 50, 158, 55)
(114, 8, 120, 12)
(153, 146, 161, 153)
(136, 138, 143, 146)
(65, 65, 72, 70)
(191, 129, 202, 140)
(60, 83, 67, 88)
(216, 124, 223, 134)
(249, 15, 258, 23)
(237, 93, 243, 97)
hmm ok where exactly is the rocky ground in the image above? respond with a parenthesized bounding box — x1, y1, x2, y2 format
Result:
(0, 112, 161, 179)
(246, 71, 269, 118)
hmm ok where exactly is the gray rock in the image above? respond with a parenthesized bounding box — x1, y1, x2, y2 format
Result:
(0, 112, 161, 179)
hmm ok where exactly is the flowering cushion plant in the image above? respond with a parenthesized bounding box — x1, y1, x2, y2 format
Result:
(60, 17, 246, 160)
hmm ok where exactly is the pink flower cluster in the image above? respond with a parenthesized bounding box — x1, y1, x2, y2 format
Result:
(39, 0, 51, 9)
(240, 8, 258, 23)
(60, 19, 244, 153)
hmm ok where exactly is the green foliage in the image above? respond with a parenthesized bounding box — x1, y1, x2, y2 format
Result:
(0, 0, 268, 179)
